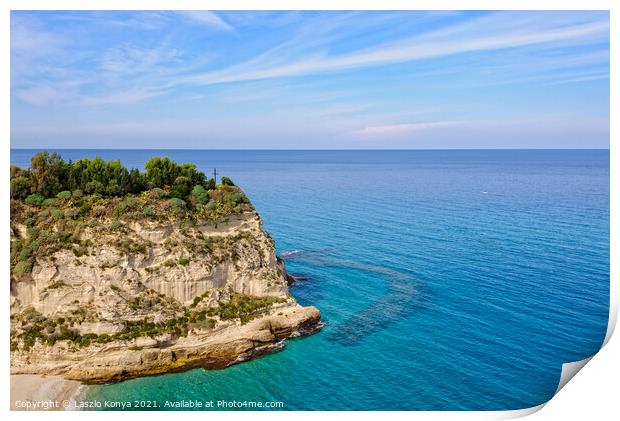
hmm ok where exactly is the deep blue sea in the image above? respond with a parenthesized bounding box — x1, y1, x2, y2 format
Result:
(10, 149, 609, 410)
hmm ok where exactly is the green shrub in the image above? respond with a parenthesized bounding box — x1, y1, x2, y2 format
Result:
(213, 294, 287, 324)
(113, 201, 128, 218)
(220, 306, 237, 320)
(110, 219, 123, 230)
(221, 176, 235, 186)
(191, 185, 210, 205)
(126, 196, 138, 207)
(143, 206, 155, 217)
(64, 207, 80, 219)
(47, 280, 67, 289)
(178, 257, 190, 266)
(168, 198, 186, 211)
(25, 194, 45, 207)
(11, 239, 23, 259)
(230, 192, 249, 204)
(18, 247, 32, 261)
(30, 240, 40, 253)
(13, 261, 33, 278)
(56, 190, 72, 201)
(58, 325, 78, 341)
(151, 187, 167, 198)
(51, 208, 64, 220)
(72, 245, 87, 257)
(41, 198, 58, 207)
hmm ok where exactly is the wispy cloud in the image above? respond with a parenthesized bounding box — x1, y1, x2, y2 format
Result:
(82, 88, 169, 106)
(353, 121, 470, 138)
(10, 11, 610, 149)
(11, 11, 609, 107)
(180, 12, 609, 86)
(175, 11, 234, 32)
(14, 85, 68, 107)
(350, 115, 610, 143)
(97, 45, 183, 75)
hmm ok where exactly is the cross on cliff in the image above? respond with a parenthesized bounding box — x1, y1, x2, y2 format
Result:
(213, 168, 217, 184)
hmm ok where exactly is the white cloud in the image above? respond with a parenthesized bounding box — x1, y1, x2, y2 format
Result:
(350, 115, 610, 143)
(353, 121, 470, 138)
(82, 88, 169, 106)
(97, 45, 182, 75)
(13, 85, 66, 107)
(9, 10, 610, 119)
(180, 12, 609, 86)
(176, 11, 233, 32)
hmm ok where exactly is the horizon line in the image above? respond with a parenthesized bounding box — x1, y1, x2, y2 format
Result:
(9, 147, 611, 151)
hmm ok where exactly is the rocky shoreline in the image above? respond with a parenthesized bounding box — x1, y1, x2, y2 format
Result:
(10, 155, 322, 408)
(11, 205, 321, 386)
(11, 303, 321, 384)
(10, 301, 321, 413)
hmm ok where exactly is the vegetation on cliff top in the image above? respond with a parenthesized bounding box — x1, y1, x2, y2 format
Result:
(10, 152, 252, 279)
(10, 151, 239, 200)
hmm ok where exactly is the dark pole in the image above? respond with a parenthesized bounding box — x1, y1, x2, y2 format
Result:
(213, 168, 217, 184)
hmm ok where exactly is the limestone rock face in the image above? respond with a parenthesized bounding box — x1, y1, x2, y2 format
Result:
(10, 210, 321, 382)
(11, 305, 321, 383)
(12, 212, 288, 314)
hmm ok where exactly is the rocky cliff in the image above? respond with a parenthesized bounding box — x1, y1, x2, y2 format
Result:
(10, 195, 321, 383)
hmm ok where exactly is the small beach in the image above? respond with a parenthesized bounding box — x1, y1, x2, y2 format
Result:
(11, 375, 85, 411)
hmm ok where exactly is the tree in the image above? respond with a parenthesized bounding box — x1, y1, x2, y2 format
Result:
(10, 176, 32, 199)
(104, 160, 130, 194)
(221, 176, 235, 186)
(66, 158, 90, 192)
(128, 168, 145, 193)
(180, 163, 206, 187)
(145, 157, 180, 189)
(169, 176, 192, 200)
(10, 165, 29, 179)
(30, 152, 68, 197)
(15, 152, 214, 201)
(85, 180, 105, 195)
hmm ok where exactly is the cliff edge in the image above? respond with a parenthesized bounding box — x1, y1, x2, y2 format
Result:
(10, 154, 321, 383)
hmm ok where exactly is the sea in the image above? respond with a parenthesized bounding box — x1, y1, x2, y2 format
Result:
(10, 149, 610, 410)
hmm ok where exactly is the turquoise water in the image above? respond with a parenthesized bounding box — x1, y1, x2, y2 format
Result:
(11, 149, 609, 410)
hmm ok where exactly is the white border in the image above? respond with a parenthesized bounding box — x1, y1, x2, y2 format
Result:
(2, 1, 616, 420)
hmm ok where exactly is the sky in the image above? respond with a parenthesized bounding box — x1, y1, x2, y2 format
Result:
(10, 10, 610, 149)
